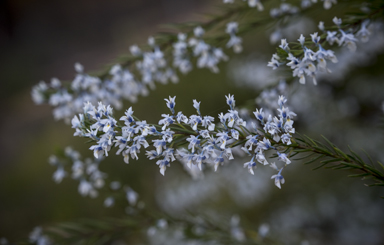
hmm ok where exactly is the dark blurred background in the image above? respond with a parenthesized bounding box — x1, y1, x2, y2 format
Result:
(1, 0, 384, 244)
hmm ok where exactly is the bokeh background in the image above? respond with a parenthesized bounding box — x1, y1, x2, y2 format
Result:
(1, 0, 384, 244)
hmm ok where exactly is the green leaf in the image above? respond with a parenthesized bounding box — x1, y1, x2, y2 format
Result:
(362, 149, 374, 165)
(348, 173, 370, 178)
(320, 158, 342, 164)
(293, 148, 313, 153)
(339, 162, 361, 169)
(304, 134, 318, 147)
(348, 146, 364, 164)
(312, 158, 336, 170)
(334, 147, 350, 160)
(293, 152, 317, 160)
(362, 164, 384, 178)
(313, 146, 333, 155)
(330, 165, 352, 170)
(304, 155, 324, 165)
(321, 135, 336, 149)
(377, 161, 384, 170)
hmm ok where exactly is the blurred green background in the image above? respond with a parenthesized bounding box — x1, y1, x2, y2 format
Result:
(0, 0, 384, 244)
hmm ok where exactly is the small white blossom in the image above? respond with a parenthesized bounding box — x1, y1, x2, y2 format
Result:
(298, 34, 305, 46)
(333, 16, 342, 27)
(226, 22, 238, 34)
(130, 45, 141, 56)
(126, 187, 139, 206)
(74, 62, 84, 73)
(53, 167, 67, 183)
(318, 21, 325, 31)
(323, 0, 337, 9)
(194, 26, 205, 37)
(271, 169, 285, 189)
(193, 99, 201, 113)
(104, 197, 115, 207)
(356, 20, 371, 43)
(279, 39, 289, 51)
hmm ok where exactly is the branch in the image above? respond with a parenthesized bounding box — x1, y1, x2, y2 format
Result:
(272, 133, 384, 186)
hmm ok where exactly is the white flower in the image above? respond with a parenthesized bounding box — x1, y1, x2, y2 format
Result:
(256, 150, 269, 165)
(298, 34, 305, 46)
(247, 0, 264, 10)
(226, 22, 238, 34)
(164, 96, 176, 113)
(104, 197, 114, 208)
(310, 32, 320, 45)
(281, 133, 292, 145)
(157, 159, 170, 175)
(148, 36, 155, 46)
(243, 159, 256, 175)
(323, 0, 337, 9)
(130, 45, 141, 56)
(318, 21, 325, 31)
(279, 39, 289, 51)
(226, 35, 243, 53)
(194, 26, 205, 37)
(333, 16, 342, 26)
(78, 180, 93, 196)
(53, 167, 67, 183)
(326, 31, 338, 45)
(74, 62, 84, 73)
(202, 116, 215, 131)
(277, 152, 291, 164)
(193, 99, 201, 112)
(271, 170, 285, 189)
(278, 95, 287, 107)
(126, 187, 138, 205)
(356, 20, 371, 43)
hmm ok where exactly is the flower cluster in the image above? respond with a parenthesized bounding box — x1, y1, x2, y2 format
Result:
(189, 26, 229, 73)
(31, 63, 147, 123)
(134, 37, 179, 88)
(31, 26, 236, 122)
(173, 33, 192, 74)
(269, 16, 375, 85)
(269, 31, 338, 85)
(49, 147, 107, 198)
(71, 94, 296, 189)
(242, 95, 295, 188)
(226, 22, 243, 53)
(255, 80, 287, 111)
(49, 147, 139, 207)
(322, 17, 363, 52)
(267, 0, 339, 45)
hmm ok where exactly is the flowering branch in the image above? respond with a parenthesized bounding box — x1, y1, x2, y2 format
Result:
(69, 89, 384, 191)
(269, 3, 384, 85)
(71, 94, 296, 189)
(286, 134, 384, 186)
(49, 147, 139, 208)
